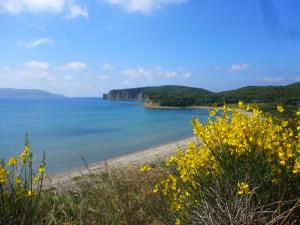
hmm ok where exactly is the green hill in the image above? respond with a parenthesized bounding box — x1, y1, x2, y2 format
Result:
(103, 82, 300, 107)
(0, 88, 65, 99)
(218, 83, 300, 105)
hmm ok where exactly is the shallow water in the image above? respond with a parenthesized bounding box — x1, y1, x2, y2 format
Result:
(0, 98, 209, 174)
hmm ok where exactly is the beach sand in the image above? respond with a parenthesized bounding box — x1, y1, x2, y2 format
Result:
(44, 136, 196, 190)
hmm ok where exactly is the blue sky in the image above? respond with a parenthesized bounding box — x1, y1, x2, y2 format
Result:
(1, 0, 300, 96)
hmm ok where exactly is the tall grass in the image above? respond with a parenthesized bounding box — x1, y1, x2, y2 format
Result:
(42, 163, 174, 225)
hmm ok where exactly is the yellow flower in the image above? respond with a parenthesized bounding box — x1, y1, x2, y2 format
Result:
(20, 146, 30, 164)
(175, 218, 181, 225)
(140, 165, 151, 173)
(155, 103, 300, 218)
(282, 121, 288, 127)
(238, 100, 244, 108)
(153, 184, 159, 193)
(297, 108, 300, 116)
(277, 105, 284, 113)
(15, 176, 22, 184)
(27, 190, 36, 198)
(209, 110, 216, 117)
(237, 181, 251, 195)
(7, 156, 18, 166)
(292, 157, 300, 174)
(39, 166, 45, 174)
(0, 166, 8, 185)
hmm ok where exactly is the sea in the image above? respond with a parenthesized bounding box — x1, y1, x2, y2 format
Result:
(0, 98, 209, 174)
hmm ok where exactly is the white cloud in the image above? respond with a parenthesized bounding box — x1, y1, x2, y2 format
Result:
(263, 77, 283, 82)
(0, 0, 88, 20)
(103, 0, 188, 14)
(0, 68, 51, 81)
(0, 0, 66, 14)
(66, 4, 88, 19)
(24, 60, 49, 70)
(101, 63, 114, 71)
(228, 63, 250, 73)
(58, 62, 87, 71)
(99, 75, 110, 80)
(180, 72, 191, 79)
(23, 38, 53, 48)
(123, 65, 181, 81)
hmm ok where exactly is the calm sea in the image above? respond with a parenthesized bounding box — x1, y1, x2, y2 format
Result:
(0, 98, 209, 174)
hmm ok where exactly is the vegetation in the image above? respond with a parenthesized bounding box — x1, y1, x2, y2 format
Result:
(154, 103, 300, 224)
(0, 135, 46, 225)
(104, 82, 300, 109)
(1, 103, 300, 224)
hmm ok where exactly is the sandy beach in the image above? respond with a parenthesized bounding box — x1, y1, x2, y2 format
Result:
(143, 101, 218, 109)
(45, 136, 196, 189)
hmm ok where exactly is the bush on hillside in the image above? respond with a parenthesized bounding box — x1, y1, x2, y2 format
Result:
(154, 103, 300, 225)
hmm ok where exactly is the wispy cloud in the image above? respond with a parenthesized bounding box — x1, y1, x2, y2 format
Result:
(123, 66, 175, 80)
(180, 72, 191, 79)
(122, 65, 191, 82)
(228, 63, 250, 73)
(22, 38, 53, 48)
(66, 4, 88, 19)
(0, 66, 52, 81)
(101, 63, 114, 71)
(24, 60, 49, 70)
(103, 0, 188, 14)
(0, 0, 66, 14)
(263, 76, 283, 82)
(0, 0, 88, 20)
(58, 62, 87, 71)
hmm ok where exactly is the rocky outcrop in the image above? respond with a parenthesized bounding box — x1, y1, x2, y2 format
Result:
(103, 88, 146, 101)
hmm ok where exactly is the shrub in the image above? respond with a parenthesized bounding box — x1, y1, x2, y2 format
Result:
(0, 135, 46, 225)
(154, 103, 300, 224)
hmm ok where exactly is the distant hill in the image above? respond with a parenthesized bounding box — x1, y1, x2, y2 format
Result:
(0, 88, 65, 99)
(103, 82, 300, 107)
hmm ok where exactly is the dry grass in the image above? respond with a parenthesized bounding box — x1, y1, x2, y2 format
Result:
(42, 163, 174, 225)
(189, 178, 300, 225)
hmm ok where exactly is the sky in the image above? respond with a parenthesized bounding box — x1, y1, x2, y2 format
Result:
(1, 0, 300, 97)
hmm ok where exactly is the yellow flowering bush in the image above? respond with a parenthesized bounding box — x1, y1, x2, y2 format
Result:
(0, 134, 46, 225)
(155, 103, 300, 224)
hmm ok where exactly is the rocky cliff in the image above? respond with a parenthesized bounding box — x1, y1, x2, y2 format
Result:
(103, 88, 146, 101)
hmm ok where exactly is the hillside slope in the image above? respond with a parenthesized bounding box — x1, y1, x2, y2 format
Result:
(0, 88, 65, 99)
(103, 82, 300, 107)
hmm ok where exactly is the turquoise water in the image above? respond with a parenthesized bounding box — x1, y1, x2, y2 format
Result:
(0, 98, 209, 174)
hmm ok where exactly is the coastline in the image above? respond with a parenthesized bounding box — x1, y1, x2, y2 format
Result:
(45, 136, 196, 190)
(143, 102, 219, 110)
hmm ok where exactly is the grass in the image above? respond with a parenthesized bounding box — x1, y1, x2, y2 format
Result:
(41, 164, 174, 225)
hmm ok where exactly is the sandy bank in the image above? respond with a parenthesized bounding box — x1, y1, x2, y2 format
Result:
(144, 102, 217, 110)
(44, 136, 196, 190)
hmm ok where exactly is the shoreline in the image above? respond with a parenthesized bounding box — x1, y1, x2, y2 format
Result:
(143, 102, 218, 109)
(45, 136, 196, 189)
